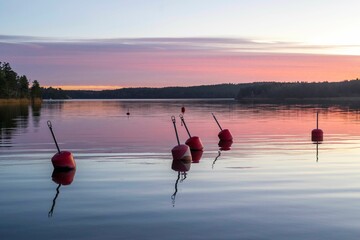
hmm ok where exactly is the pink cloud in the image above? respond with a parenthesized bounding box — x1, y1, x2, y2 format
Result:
(1, 36, 359, 88)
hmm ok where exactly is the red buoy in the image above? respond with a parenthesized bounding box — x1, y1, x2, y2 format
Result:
(47, 121, 76, 170)
(172, 144, 192, 162)
(190, 150, 203, 163)
(218, 129, 233, 141)
(218, 140, 233, 151)
(312, 129, 323, 142)
(185, 136, 204, 151)
(212, 113, 233, 141)
(171, 116, 192, 162)
(51, 168, 76, 185)
(51, 151, 76, 170)
(179, 114, 204, 151)
(181, 106, 185, 114)
(311, 112, 323, 142)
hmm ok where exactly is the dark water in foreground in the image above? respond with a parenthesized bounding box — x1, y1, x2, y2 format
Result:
(2, 99, 360, 239)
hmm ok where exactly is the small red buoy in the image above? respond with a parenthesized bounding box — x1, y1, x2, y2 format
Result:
(126, 108, 130, 116)
(172, 144, 192, 162)
(185, 136, 204, 151)
(179, 114, 204, 151)
(312, 129, 323, 142)
(171, 116, 192, 162)
(47, 121, 76, 170)
(218, 140, 233, 151)
(190, 150, 203, 163)
(51, 151, 76, 169)
(218, 129, 233, 141)
(311, 112, 323, 142)
(51, 168, 76, 185)
(212, 113, 233, 141)
(181, 106, 185, 114)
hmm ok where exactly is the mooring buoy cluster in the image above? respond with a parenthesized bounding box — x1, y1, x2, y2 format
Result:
(46, 110, 324, 171)
(170, 112, 234, 166)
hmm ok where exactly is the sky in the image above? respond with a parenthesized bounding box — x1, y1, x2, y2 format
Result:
(0, 0, 359, 90)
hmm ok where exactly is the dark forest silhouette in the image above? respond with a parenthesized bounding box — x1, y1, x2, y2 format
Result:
(0, 62, 41, 99)
(42, 79, 360, 100)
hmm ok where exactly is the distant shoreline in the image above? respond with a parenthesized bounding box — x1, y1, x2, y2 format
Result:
(0, 98, 42, 105)
(238, 97, 360, 104)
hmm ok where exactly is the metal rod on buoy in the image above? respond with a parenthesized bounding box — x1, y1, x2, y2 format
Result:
(316, 112, 319, 129)
(179, 114, 191, 138)
(47, 120, 61, 154)
(212, 113, 223, 131)
(171, 116, 180, 146)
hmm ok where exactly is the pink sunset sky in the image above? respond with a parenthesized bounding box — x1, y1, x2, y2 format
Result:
(1, 1, 359, 90)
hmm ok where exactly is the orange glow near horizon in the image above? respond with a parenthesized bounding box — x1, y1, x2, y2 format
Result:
(44, 85, 125, 90)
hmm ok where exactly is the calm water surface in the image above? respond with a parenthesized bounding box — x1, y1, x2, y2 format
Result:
(2, 100, 360, 239)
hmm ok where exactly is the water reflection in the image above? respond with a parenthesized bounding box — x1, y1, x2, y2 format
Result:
(190, 150, 203, 163)
(31, 102, 42, 128)
(48, 168, 76, 217)
(0, 103, 29, 146)
(314, 141, 321, 162)
(171, 158, 191, 207)
(212, 140, 233, 169)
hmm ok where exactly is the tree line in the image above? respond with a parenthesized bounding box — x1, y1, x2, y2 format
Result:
(42, 79, 360, 100)
(236, 80, 360, 100)
(0, 62, 41, 99)
(41, 84, 241, 99)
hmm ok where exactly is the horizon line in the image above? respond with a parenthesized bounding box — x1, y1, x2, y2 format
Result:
(46, 78, 360, 91)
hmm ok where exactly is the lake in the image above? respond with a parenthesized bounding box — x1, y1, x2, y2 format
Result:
(1, 99, 360, 239)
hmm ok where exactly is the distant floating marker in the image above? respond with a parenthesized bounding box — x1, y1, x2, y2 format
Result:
(311, 112, 323, 142)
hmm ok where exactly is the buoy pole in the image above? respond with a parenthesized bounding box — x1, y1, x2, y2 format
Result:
(316, 112, 319, 129)
(212, 113, 223, 131)
(47, 121, 61, 154)
(171, 116, 180, 145)
(179, 114, 191, 138)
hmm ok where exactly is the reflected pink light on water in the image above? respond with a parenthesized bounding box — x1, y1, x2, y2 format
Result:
(6, 100, 360, 153)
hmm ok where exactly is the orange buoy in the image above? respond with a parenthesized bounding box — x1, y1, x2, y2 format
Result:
(311, 112, 323, 142)
(171, 116, 192, 162)
(218, 140, 233, 151)
(212, 113, 233, 141)
(47, 121, 76, 170)
(179, 114, 204, 151)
